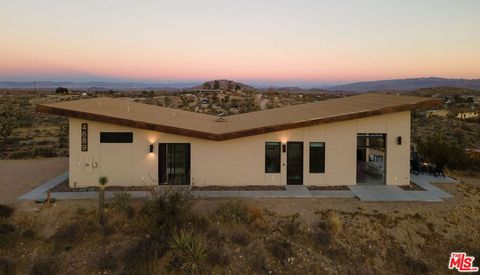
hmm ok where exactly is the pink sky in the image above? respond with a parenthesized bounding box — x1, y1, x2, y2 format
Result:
(0, 1, 479, 85)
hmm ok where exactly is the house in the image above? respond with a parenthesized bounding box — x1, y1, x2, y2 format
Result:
(37, 94, 439, 188)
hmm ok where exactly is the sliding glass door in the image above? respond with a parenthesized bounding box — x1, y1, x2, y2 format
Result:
(159, 143, 191, 185)
(356, 134, 386, 185)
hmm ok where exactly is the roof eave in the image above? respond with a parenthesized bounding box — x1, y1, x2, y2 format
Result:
(37, 97, 441, 141)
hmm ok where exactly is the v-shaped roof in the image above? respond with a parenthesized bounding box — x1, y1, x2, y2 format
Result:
(37, 93, 440, 140)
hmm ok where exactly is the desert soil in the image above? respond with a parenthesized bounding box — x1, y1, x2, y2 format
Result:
(0, 157, 68, 204)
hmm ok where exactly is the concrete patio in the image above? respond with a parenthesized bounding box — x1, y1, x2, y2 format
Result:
(17, 172, 456, 202)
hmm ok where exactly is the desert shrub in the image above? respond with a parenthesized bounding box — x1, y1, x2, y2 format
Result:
(141, 188, 193, 242)
(207, 245, 231, 266)
(0, 205, 13, 219)
(76, 207, 87, 215)
(0, 257, 15, 275)
(30, 257, 57, 275)
(230, 229, 250, 246)
(418, 137, 480, 171)
(8, 151, 33, 159)
(123, 237, 163, 273)
(325, 212, 343, 236)
(50, 220, 96, 250)
(404, 256, 430, 274)
(267, 239, 293, 261)
(0, 223, 16, 248)
(97, 252, 118, 271)
(168, 231, 207, 274)
(33, 147, 57, 158)
(280, 214, 301, 235)
(22, 228, 36, 239)
(313, 230, 332, 247)
(113, 191, 134, 218)
(248, 206, 264, 222)
(190, 214, 210, 233)
(0, 224, 14, 235)
(216, 199, 249, 224)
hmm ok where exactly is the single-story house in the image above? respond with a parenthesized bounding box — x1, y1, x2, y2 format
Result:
(37, 94, 439, 188)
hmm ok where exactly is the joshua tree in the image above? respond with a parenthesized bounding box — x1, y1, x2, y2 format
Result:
(98, 176, 108, 225)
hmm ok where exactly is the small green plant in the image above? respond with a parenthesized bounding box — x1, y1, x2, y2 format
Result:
(216, 199, 249, 224)
(168, 230, 207, 274)
(113, 191, 134, 217)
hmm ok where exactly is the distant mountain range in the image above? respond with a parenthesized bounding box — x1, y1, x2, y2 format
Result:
(329, 77, 480, 92)
(1, 77, 479, 92)
(0, 81, 200, 90)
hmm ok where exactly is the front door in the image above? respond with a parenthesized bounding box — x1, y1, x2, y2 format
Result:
(287, 142, 303, 185)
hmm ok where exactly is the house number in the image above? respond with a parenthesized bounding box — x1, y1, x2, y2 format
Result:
(81, 123, 88, 151)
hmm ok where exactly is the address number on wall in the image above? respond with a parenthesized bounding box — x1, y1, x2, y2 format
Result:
(81, 123, 88, 151)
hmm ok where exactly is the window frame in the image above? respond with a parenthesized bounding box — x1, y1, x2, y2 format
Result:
(309, 142, 325, 173)
(265, 142, 281, 173)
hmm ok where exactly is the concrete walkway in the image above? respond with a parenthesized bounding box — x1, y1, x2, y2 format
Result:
(17, 172, 69, 200)
(17, 172, 455, 202)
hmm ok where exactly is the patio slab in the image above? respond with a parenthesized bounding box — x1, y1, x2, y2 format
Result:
(411, 174, 455, 199)
(348, 185, 443, 202)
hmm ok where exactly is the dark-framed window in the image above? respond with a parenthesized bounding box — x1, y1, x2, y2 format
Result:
(309, 142, 325, 173)
(100, 132, 133, 143)
(265, 142, 281, 173)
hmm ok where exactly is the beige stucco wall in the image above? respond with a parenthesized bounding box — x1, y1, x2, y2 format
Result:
(68, 111, 411, 187)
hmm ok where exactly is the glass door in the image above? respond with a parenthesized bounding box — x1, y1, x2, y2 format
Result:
(159, 143, 191, 185)
(287, 142, 303, 185)
(356, 134, 386, 185)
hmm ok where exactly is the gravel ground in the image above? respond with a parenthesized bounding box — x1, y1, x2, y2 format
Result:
(0, 157, 68, 204)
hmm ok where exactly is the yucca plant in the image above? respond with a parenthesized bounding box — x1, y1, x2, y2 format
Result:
(98, 176, 108, 225)
(168, 230, 207, 274)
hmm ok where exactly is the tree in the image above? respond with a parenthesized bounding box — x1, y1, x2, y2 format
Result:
(98, 176, 108, 225)
(55, 87, 69, 94)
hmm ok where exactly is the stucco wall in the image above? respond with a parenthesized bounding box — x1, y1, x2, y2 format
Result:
(68, 111, 410, 187)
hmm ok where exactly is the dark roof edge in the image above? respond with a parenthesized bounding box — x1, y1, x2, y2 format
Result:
(37, 98, 441, 141)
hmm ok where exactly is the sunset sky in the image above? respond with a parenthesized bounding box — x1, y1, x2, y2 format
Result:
(0, 0, 479, 86)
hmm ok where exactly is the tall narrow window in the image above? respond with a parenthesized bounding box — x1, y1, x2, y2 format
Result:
(265, 142, 281, 173)
(309, 142, 325, 173)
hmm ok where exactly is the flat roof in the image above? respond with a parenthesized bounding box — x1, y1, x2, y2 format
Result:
(37, 93, 440, 140)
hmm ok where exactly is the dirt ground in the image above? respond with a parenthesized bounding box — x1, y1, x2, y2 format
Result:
(2, 167, 480, 274)
(0, 157, 68, 204)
